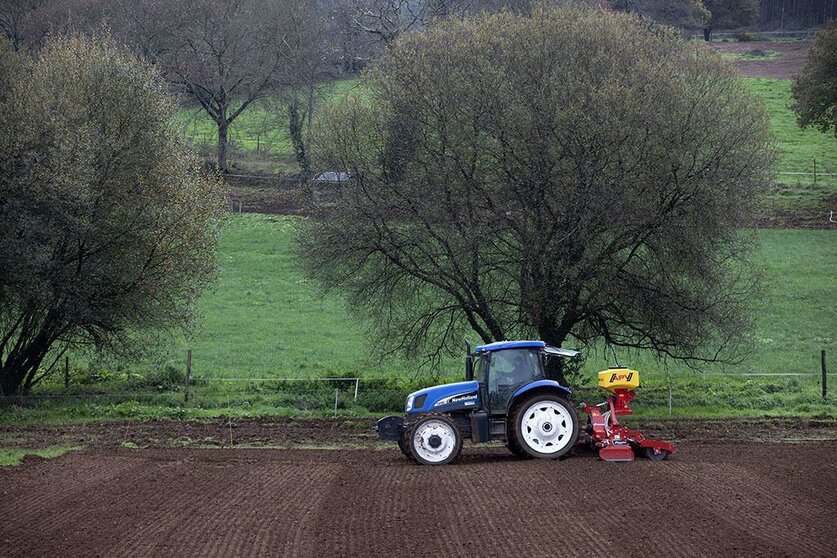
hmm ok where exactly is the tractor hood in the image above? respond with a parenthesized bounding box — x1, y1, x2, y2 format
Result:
(405, 381, 480, 414)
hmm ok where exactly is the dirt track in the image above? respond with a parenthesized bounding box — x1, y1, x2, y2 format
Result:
(710, 41, 810, 79)
(2, 424, 836, 557)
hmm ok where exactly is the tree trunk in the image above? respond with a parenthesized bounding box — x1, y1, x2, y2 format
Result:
(0, 328, 57, 396)
(217, 120, 230, 174)
(538, 329, 570, 387)
(704, 27, 712, 42)
(288, 98, 310, 178)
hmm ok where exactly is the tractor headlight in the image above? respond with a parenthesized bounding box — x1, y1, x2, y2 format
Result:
(405, 395, 415, 412)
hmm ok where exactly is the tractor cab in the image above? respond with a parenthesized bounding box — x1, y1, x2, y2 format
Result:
(470, 341, 578, 415)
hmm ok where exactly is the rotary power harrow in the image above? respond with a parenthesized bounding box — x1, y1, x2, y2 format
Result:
(577, 368, 676, 462)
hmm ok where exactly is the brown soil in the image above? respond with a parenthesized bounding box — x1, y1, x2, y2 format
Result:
(3, 417, 836, 450)
(710, 41, 811, 79)
(1, 419, 836, 557)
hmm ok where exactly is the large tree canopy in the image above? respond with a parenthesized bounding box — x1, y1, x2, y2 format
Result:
(0, 36, 226, 395)
(298, 6, 774, 381)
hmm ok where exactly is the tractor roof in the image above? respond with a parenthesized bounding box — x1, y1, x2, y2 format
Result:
(473, 340, 545, 353)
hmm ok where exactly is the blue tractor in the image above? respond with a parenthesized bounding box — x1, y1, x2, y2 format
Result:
(376, 340, 581, 465)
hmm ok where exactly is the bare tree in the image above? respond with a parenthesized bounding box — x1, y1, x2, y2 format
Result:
(352, 0, 476, 46)
(273, 4, 335, 178)
(115, 0, 299, 173)
(0, 0, 43, 50)
(324, 0, 374, 74)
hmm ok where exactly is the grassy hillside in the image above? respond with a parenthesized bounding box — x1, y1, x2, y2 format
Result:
(745, 78, 837, 183)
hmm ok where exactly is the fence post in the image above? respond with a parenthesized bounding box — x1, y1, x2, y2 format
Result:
(184, 349, 192, 403)
(822, 349, 828, 400)
(813, 158, 817, 185)
(354, 378, 359, 402)
(334, 388, 339, 416)
(64, 356, 70, 391)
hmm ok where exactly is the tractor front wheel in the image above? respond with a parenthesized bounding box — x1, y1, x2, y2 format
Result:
(405, 414, 462, 466)
(510, 393, 579, 460)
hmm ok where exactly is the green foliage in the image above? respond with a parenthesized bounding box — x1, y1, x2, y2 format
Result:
(792, 22, 837, 138)
(0, 35, 227, 395)
(127, 365, 186, 391)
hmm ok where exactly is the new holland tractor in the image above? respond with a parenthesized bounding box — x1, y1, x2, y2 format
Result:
(376, 340, 675, 465)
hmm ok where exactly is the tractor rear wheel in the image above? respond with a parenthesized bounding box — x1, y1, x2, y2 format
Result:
(405, 414, 462, 466)
(511, 393, 579, 460)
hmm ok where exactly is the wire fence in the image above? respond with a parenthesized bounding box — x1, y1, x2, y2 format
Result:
(0, 370, 830, 417)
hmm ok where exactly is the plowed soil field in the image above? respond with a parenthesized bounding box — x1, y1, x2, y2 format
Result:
(2, 421, 836, 557)
(711, 41, 810, 79)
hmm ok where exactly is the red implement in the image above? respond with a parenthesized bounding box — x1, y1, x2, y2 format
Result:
(580, 388, 676, 462)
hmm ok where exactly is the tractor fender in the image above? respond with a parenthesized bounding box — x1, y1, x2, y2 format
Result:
(509, 380, 573, 409)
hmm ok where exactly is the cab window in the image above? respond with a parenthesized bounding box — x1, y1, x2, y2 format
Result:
(473, 354, 487, 382)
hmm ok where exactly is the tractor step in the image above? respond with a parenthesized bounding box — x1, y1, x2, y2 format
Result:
(598, 444, 635, 462)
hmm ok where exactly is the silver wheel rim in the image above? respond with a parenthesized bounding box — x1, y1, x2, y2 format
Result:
(520, 400, 573, 454)
(412, 419, 457, 463)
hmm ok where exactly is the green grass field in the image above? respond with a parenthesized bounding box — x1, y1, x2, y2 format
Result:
(5, 215, 832, 423)
(190, 219, 836, 380)
(744, 78, 837, 221)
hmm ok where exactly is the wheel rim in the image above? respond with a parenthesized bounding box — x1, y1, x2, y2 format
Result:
(520, 400, 573, 454)
(646, 447, 667, 461)
(412, 420, 457, 463)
